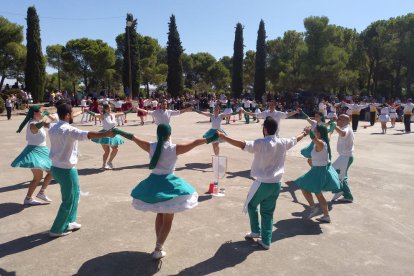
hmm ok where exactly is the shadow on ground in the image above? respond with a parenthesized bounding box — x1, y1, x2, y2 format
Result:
(272, 218, 322, 242)
(0, 180, 57, 193)
(75, 251, 160, 276)
(175, 163, 210, 173)
(174, 240, 258, 275)
(0, 203, 25, 219)
(226, 170, 254, 180)
(0, 231, 53, 259)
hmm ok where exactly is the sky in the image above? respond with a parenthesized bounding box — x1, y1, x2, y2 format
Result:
(1, 0, 413, 61)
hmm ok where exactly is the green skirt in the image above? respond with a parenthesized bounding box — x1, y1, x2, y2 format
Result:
(11, 145, 51, 171)
(202, 128, 227, 143)
(131, 173, 198, 213)
(300, 141, 314, 158)
(295, 164, 341, 194)
(92, 130, 124, 146)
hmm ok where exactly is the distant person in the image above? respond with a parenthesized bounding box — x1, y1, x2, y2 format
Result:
(6, 95, 13, 120)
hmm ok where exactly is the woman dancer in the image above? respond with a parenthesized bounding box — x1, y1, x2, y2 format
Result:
(378, 104, 390, 134)
(389, 104, 398, 128)
(113, 124, 216, 259)
(223, 100, 233, 124)
(89, 97, 101, 125)
(11, 106, 53, 205)
(194, 104, 234, 155)
(90, 104, 125, 169)
(295, 125, 340, 223)
(299, 110, 325, 166)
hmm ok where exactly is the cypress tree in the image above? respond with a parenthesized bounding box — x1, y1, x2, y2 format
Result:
(166, 14, 184, 97)
(123, 13, 140, 99)
(254, 19, 266, 101)
(232, 23, 244, 98)
(25, 6, 45, 103)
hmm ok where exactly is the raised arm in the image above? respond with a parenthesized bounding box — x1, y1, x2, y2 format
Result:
(193, 109, 211, 117)
(217, 132, 246, 150)
(286, 110, 299, 118)
(334, 125, 347, 137)
(112, 128, 150, 152)
(176, 138, 207, 155)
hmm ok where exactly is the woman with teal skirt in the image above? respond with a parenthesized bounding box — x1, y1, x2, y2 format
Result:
(194, 104, 235, 155)
(295, 125, 340, 223)
(112, 124, 216, 260)
(11, 106, 53, 205)
(90, 104, 125, 169)
(300, 110, 325, 166)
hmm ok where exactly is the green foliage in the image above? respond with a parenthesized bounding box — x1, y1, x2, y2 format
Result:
(254, 20, 267, 101)
(0, 96, 4, 114)
(166, 14, 184, 97)
(46, 44, 64, 90)
(232, 23, 244, 97)
(25, 6, 46, 103)
(122, 13, 140, 98)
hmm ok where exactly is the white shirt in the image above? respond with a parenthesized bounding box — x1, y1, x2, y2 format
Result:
(209, 100, 215, 108)
(26, 120, 47, 146)
(6, 99, 13, 108)
(148, 109, 180, 125)
(243, 135, 297, 183)
(211, 114, 223, 129)
(380, 107, 389, 115)
(243, 100, 251, 108)
(49, 121, 89, 169)
(102, 113, 116, 130)
(346, 103, 369, 113)
(311, 142, 329, 166)
(337, 125, 354, 157)
(150, 141, 177, 175)
(80, 99, 87, 107)
(319, 102, 327, 113)
(114, 100, 124, 109)
(402, 103, 414, 114)
(256, 110, 288, 136)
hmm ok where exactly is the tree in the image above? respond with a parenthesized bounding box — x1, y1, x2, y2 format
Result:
(25, 6, 46, 102)
(0, 16, 24, 90)
(46, 44, 64, 91)
(232, 23, 244, 97)
(123, 13, 140, 98)
(208, 62, 230, 91)
(254, 20, 267, 101)
(243, 50, 256, 91)
(166, 14, 184, 97)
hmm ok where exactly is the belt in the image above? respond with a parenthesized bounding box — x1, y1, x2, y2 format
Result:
(404, 113, 413, 115)
(352, 112, 360, 115)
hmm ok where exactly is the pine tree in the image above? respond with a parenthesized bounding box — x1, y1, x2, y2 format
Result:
(166, 14, 184, 97)
(123, 13, 140, 98)
(254, 20, 266, 101)
(25, 6, 45, 103)
(232, 23, 244, 98)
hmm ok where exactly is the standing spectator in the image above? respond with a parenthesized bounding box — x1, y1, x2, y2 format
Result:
(6, 95, 14, 120)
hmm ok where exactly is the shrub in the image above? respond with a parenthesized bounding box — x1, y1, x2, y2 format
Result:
(0, 97, 5, 114)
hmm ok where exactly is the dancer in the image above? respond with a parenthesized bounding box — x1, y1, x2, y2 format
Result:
(242, 99, 298, 136)
(193, 104, 235, 155)
(113, 98, 125, 126)
(11, 106, 53, 205)
(368, 100, 379, 126)
(401, 99, 414, 133)
(319, 99, 327, 117)
(223, 100, 233, 124)
(331, 114, 355, 203)
(378, 104, 390, 134)
(295, 125, 341, 223)
(389, 104, 398, 128)
(343, 101, 369, 132)
(90, 104, 125, 169)
(217, 117, 308, 249)
(299, 110, 325, 166)
(242, 98, 252, 124)
(48, 103, 115, 237)
(137, 97, 146, 126)
(89, 97, 101, 125)
(133, 99, 192, 126)
(112, 124, 217, 259)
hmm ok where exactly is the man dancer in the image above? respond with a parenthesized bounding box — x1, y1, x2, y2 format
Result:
(401, 99, 414, 133)
(218, 117, 308, 249)
(48, 103, 115, 237)
(344, 101, 369, 132)
(368, 100, 379, 126)
(331, 114, 355, 203)
(242, 99, 299, 136)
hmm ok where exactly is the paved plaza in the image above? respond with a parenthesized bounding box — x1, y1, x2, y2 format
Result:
(1, 109, 413, 275)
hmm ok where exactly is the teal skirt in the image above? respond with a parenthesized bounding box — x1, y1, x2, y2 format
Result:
(300, 141, 314, 158)
(92, 130, 124, 146)
(131, 173, 198, 213)
(295, 164, 341, 194)
(202, 128, 227, 143)
(11, 145, 51, 171)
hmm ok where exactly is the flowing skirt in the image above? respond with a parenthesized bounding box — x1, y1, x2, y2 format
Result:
(202, 128, 227, 143)
(11, 145, 51, 170)
(131, 173, 198, 213)
(300, 142, 314, 158)
(92, 130, 125, 146)
(295, 164, 341, 194)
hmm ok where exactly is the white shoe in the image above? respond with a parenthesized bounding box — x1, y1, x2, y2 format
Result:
(49, 231, 71, 238)
(331, 191, 344, 202)
(67, 222, 82, 231)
(23, 198, 44, 206)
(307, 205, 320, 219)
(107, 162, 114, 169)
(102, 163, 111, 170)
(245, 232, 260, 239)
(36, 193, 52, 202)
(151, 250, 166, 260)
(256, 239, 270, 250)
(337, 196, 353, 203)
(316, 215, 331, 223)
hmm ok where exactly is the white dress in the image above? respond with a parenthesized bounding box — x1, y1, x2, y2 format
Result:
(379, 108, 390, 122)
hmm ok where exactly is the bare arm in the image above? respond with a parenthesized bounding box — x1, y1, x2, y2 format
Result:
(335, 126, 347, 137)
(132, 135, 151, 153)
(313, 137, 325, 151)
(217, 132, 246, 150)
(176, 138, 207, 155)
(193, 110, 211, 117)
(179, 107, 193, 114)
(87, 129, 114, 139)
(286, 110, 299, 118)
(73, 110, 83, 118)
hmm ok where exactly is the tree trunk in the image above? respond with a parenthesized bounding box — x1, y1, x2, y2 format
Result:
(407, 63, 413, 98)
(367, 59, 374, 95)
(0, 75, 5, 91)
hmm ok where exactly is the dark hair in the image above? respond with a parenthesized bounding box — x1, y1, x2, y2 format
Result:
(57, 103, 73, 120)
(316, 125, 332, 160)
(263, 116, 278, 135)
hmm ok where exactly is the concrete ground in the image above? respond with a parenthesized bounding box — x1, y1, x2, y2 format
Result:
(0, 109, 413, 276)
